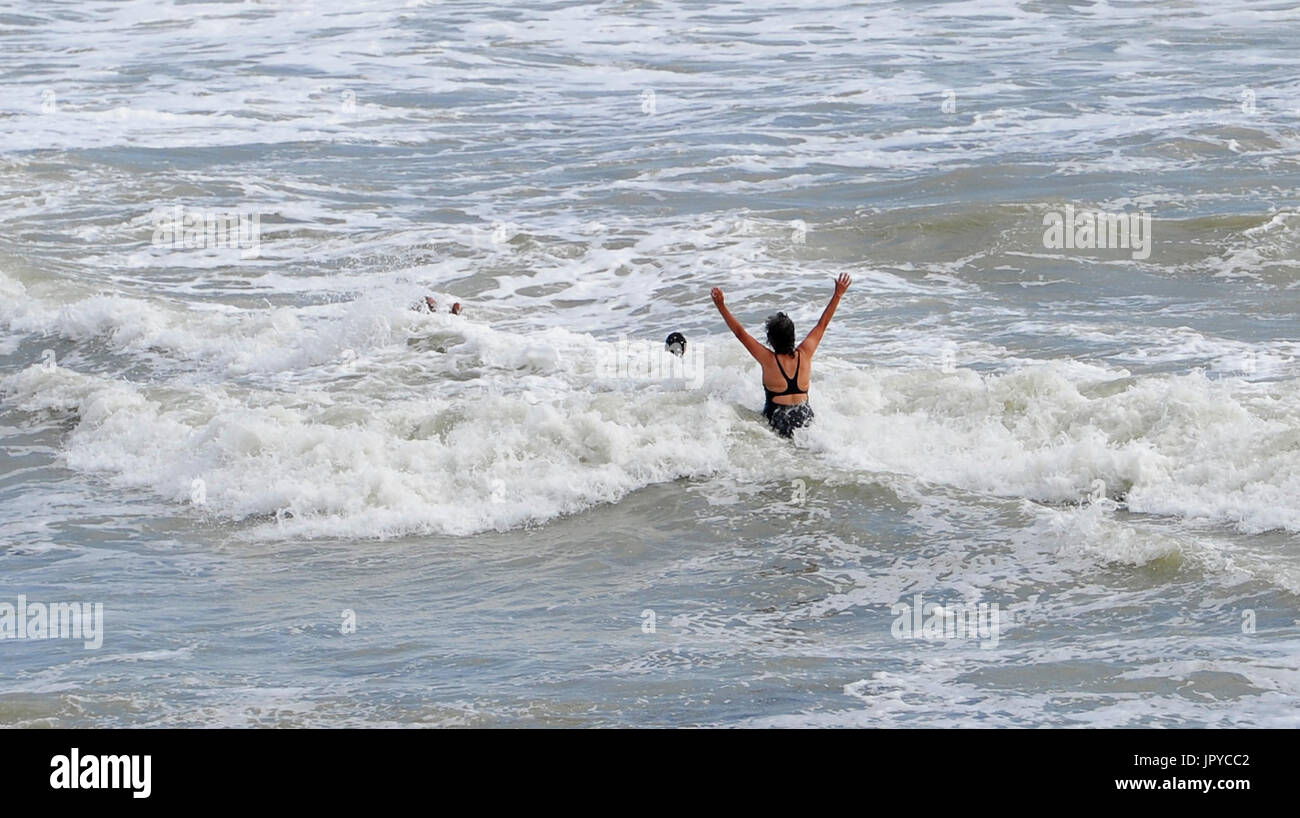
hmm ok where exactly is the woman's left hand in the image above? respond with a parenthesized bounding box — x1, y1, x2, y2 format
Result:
(710, 287, 725, 309)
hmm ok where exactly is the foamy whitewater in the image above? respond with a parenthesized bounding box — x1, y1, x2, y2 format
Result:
(1, 0, 1297, 727)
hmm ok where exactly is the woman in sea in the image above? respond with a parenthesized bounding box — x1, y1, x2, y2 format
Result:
(711, 273, 851, 437)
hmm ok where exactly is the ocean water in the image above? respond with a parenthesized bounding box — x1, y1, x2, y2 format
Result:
(1, 0, 1298, 727)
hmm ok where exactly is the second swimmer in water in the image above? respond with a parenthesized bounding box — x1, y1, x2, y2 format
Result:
(413, 296, 462, 315)
(711, 273, 852, 438)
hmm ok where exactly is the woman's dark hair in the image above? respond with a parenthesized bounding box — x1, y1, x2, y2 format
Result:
(765, 312, 796, 355)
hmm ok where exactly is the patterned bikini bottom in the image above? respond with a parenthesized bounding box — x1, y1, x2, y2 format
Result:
(763, 401, 814, 438)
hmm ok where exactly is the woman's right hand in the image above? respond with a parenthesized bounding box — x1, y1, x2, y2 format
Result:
(711, 287, 725, 309)
(834, 273, 852, 296)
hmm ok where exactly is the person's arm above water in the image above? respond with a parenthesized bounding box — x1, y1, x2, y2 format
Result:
(799, 273, 851, 355)
(711, 287, 770, 362)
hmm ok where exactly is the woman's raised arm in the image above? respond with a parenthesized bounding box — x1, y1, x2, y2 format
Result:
(799, 274, 851, 355)
(711, 287, 770, 362)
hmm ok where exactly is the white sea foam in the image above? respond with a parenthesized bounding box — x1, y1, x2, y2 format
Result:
(4, 281, 1296, 543)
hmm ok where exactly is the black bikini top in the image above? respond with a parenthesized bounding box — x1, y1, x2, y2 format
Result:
(765, 351, 807, 398)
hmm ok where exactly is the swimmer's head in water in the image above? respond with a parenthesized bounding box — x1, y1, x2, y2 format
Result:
(765, 312, 795, 355)
(665, 331, 687, 357)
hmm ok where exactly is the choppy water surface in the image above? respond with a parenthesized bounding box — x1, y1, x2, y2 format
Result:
(1, 0, 1297, 726)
